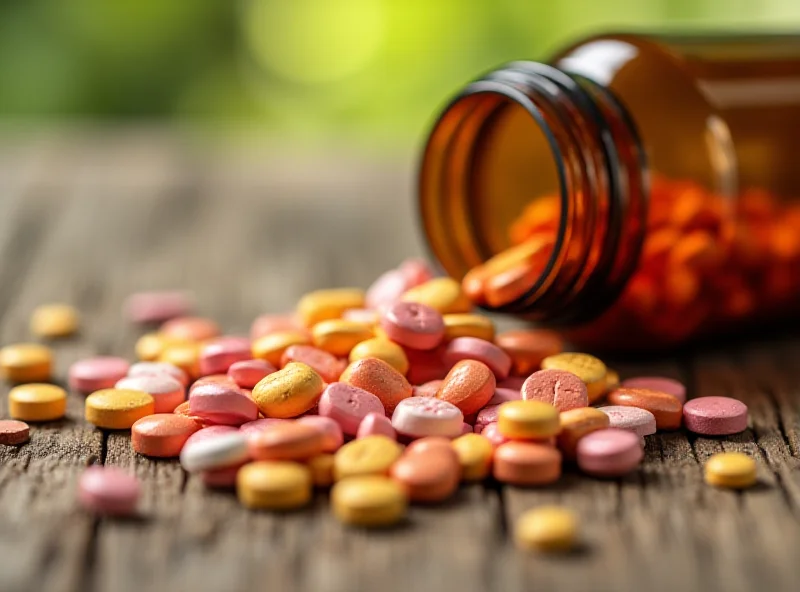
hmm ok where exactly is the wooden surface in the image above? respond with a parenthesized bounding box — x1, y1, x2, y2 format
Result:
(1, 129, 800, 592)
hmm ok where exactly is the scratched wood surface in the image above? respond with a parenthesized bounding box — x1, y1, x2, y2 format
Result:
(0, 128, 799, 592)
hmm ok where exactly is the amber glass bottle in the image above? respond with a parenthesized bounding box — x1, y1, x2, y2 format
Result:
(419, 33, 800, 348)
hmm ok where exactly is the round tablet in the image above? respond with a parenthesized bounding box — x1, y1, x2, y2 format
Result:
(180, 431, 249, 472)
(128, 361, 189, 387)
(598, 406, 657, 437)
(237, 461, 312, 510)
(622, 376, 686, 404)
(247, 422, 326, 461)
(380, 301, 445, 350)
(340, 358, 412, 415)
(390, 446, 460, 502)
(497, 400, 560, 439)
(493, 442, 562, 486)
(0, 343, 53, 383)
(227, 359, 276, 389)
(131, 414, 200, 457)
(189, 382, 258, 426)
(199, 337, 252, 376)
(436, 360, 497, 415)
(318, 382, 385, 436)
(0, 419, 30, 445)
(8, 383, 67, 421)
(335, 435, 403, 480)
(331, 475, 407, 527)
(391, 396, 463, 439)
(69, 357, 130, 393)
(683, 396, 748, 435)
(704, 452, 757, 489)
(296, 415, 344, 452)
(515, 506, 578, 552)
(522, 369, 588, 412)
(115, 375, 185, 414)
(443, 337, 511, 380)
(30, 304, 80, 338)
(607, 387, 683, 431)
(85, 389, 155, 430)
(576, 428, 643, 477)
(78, 466, 140, 516)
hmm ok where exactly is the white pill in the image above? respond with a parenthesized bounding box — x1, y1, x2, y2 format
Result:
(179, 432, 249, 473)
(391, 397, 463, 438)
(128, 361, 189, 387)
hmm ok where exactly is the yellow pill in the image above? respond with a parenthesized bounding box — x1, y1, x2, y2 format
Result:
(349, 338, 409, 375)
(297, 288, 366, 328)
(8, 383, 67, 421)
(331, 475, 408, 527)
(308, 453, 336, 488)
(515, 506, 578, 552)
(498, 400, 561, 439)
(30, 304, 79, 338)
(237, 461, 312, 510)
(334, 435, 403, 480)
(311, 320, 373, 357)
(85, 388, 155, 430)
(252, 330, 310, 367)
(401, 278, 472, 314)
(451, 433, 494, 481)
(442, 314, 495, 342)
(136, 333, 193, 361)
(158, 343, 201, 379)
(704, 452, 757, 489)
(0, 343, 53, 383)
(251, 362, 324, 418)
(541, 353, 607, 402)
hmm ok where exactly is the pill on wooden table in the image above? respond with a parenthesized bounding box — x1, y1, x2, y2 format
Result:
(497, 400, 560, 439)
(181, 431, 249, 472)
(451, 433, 494, 481)
(115, 375, 185, 414)
(541, 353, 607, 402)
(481, 422, 509, 447)
(335, 435, 403, 480)
(199, 337, 252, 376)
(401, 277, 472, 314)
(436, 360, 496, 415)
(85, 389, 155, 430)
(248, 421, 326, 461)
(0, 343, 53, 383)
(390, 446, 460, 502)
(493, 441, 561, 486)
(281, 344, 345, 383)
(598, 406, 657, 437)
(606, 387, 683, 430)
(250, 313, 306, 340)
(252, 331, 311, 367)
(237, 461, 312, 510)
(0, 419, 30, 445)
(332, 475, 408, 526)
(160, 316, 220, 342)
(704, 452, 757, 489)
(557, 407, 610, 459)
(340, 358, 412, 414)
(297, 415, 344, 452)
(311, 319, 374, 356)
(124, 290, 194, 324)
(190, 382, 258, 426)
(495, 330, 564, 376)
(8, 383, 67, 422)
(381, 301, 445, 350)
(683, 396, 748, 435)
(622, 376, 686, 403)
(412, 380, 443, 398)
(30, 303, 80, 338)
(251, 362, 324, 419)
(349, 338, 409, 376)
(515, 506, 578, 552)
(318, 382, 385, 436)
(78, 466, 140, 516)
(69, 357, 131, 393)
(391, 396, 463, 439)
(357, 412, 396, 440)
(158, 343, 201, 379)
(227, 359, 276, 389)
(442, 313, 495, 342)
(128, 361, 189, 387)
(297, 288, 366, 328)
(522, 369, 589, 412)
(131, 413, 201, 457)
(576, 428, 643, 477)
(443, 337, 511, 380)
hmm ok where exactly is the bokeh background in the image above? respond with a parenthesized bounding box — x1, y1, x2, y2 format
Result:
(2, 0, 800, 147)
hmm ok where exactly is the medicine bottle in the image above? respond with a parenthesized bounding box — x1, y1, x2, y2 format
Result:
(419, 33, 800, 348)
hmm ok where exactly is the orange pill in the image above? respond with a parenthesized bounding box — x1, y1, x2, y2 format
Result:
(495, 330, 563, 376)
(280, 344, 346, 383)
(493, 441, 562, 486)
(405, 436, 459, 457)
(160, 316, 220, 342)
(247, 421, 325, 461)
(390, 447, 460, 503)
(436, 360, 496, 415)
(339, 358, 412, 415)
(131, 414, 201, 458)
(484, 263, 539, 308)
(606, 387, 683, 431)
(556, 407, 610, 460)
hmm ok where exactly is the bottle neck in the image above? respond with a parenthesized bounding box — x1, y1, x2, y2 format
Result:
(419, 61, 649, 326)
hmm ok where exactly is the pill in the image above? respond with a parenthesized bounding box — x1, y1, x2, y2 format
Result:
(85, 389, 155, 430)
(622, 376, 686, 403)
(158, 343, 201, 379)
(8, 383, 67, 422)
(521, 369, 588, 412)
(135, 332, 173, 361)
(297, 415, 344, 452)
(297, 288, 366, 328)
(481, 422, 509, 447)
(128, 361, 189, 387)
(30, 303, 80, 338)
(201, 465, 243, 489)
(318, 382, 385, 436)
(366, 269, 410, 309)
(189, 382, 258, 426)
(451, 433, 494, 481)
(172, 400, 207, 425)
(124, 290, 194, 324)
(400, 277, 472, 314)
(704, 452, 757, 489)
(251, 362, 324, 419)
(331, 475, 407, 526)
(250, 313, 306, 340)
(349, 338, 409, 376)
(184, 425, 239, 447)
(180, 431, 249, 472)
(598, 406, 657, 437)
(0, 343, 53, 383)
(227, 359, 276, 389)
(78, 466, 140, 516)
(311, 319, 373, 356)
(160, 316, 220, 342)
(190, 373, 236, 394)
(683, 396, 748, 435)
(115, 375, 185, 414)
(381, 301, 445, 350)
(412, 379, 443, 398)
(342, 308, 380, 324)
(339, 358, 412, 414)
(248, 421, 326, 461)
(556, 407, 610, 459)
(69, 356, 131, 393)
(279, 346, 343, 384)
(607, 387, 683, 430)
(495, 330, 564, 376)
(576, 428, 643, 477)
(444, 337, 512, 380)
(436, 360, 496, 415)
(239, 417, 287, 437)
(514, 506, 578, 552)
(493, 442, 561, 486)
(541, 353, 607, 402)
(131, 413, 201, 457)
(237, 461, 312, 510)
(390, 446, 460, 502)
(442, 314, 495, 342)
(199, 336, 252, 376)
(252, 331, 311, 367)
(0, 419, 30, 445)
(308, 453, 336, 487)
(487, 387, 522, 406)
(334, 435, 403, 480)
(497, 400, 560, 440)
(391, 397, 463, 439)
(357, 412, 396, 440)
(405, 436, 456, 456)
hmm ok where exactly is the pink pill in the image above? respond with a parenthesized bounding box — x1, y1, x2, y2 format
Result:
(78, 466, 140, 516)
(115, 375, 185, 413)
(357, 412, 397, 440)
(481, 422, 509, 447)
(201, 464, 244, 488)
(497, 376, 526, 391)
(577, 428, 644, 477)
(444, 337, 512, 380)
(199, 337, 252, 376)
(239, 418, 288, 438)
(69, 357, 130, 393)
(412, 380, 443, 398)
(366, 269, 409, 309)
(381, 302, 445, 350)
(399, 258, 435, 288)
(189, 374, 237, 395)
(185, 425, 239, 447)
(189, 383, 258, 426)
(487, 387, 521, 406)
(298, 415, 345, 452)
(522, 369, 588, 412)
(128, 361, 189, 387)
(227, 359, 276, 389)
(598, 406, 657, 437)
(683, 396, 748, 435)
(124, 290, 194, 324)
(318, 382, 385, 436)
(391, 396, 463, 439)
(474, 404, 500, 433)
(622, 376, 687, 404)
(250, 313, 305, 340)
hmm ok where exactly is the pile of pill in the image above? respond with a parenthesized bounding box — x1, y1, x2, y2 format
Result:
(0, 265, 757, 552)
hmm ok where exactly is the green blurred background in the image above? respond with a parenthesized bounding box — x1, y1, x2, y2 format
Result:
(1, 0, 799, 144)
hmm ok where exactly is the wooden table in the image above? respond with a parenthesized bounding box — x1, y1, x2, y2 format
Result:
(1, 128, 799, 592)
